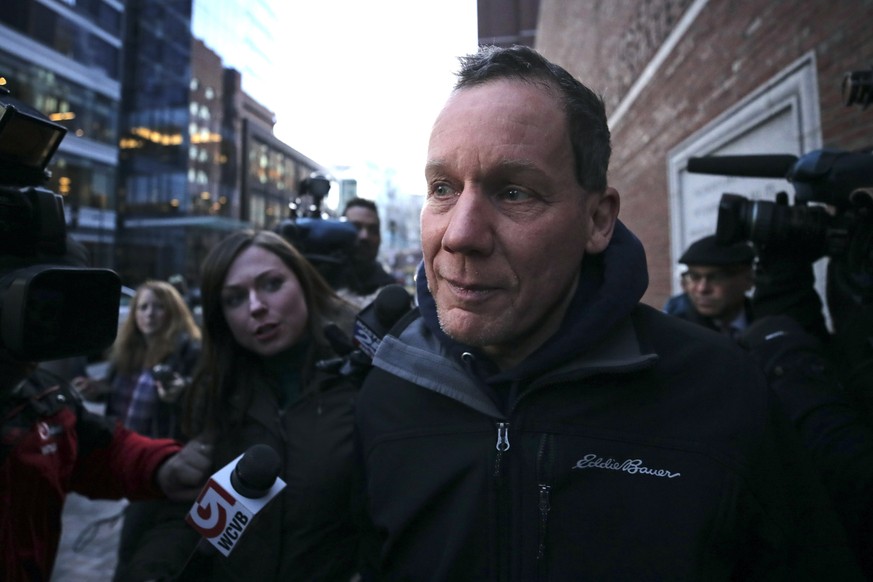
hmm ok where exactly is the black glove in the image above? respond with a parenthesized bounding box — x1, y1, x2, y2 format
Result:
(739, 315, 824, 380)
(752, 254, 830, 343)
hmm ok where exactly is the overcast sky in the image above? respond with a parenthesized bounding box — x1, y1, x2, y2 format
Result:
(267, 1, 479, 196)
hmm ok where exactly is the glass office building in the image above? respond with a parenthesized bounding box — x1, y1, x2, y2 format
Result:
(2, 0, 323, 284)
(0, 0, 124, 267)
(192, 0, 281, 111)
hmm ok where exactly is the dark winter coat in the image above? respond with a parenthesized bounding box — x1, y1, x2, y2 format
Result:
(119, 341, 362, 582)
(672, 295, 754, 337)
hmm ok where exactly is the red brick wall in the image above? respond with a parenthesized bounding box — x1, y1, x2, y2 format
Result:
(537, 0, 873, 307)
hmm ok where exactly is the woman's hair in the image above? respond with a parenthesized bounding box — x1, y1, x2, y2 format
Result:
(189, 229, 352, 434)
(110, 279, 201, 375)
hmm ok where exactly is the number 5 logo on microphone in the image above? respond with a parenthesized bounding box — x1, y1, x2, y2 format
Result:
(187, 479, 236, 538)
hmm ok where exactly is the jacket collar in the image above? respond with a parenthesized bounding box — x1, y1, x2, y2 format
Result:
(414, 220, 650, 384)
(374, 307, 658, 418)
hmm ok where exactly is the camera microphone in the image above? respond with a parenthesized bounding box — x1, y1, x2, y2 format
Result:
(687, 154, 797, 179)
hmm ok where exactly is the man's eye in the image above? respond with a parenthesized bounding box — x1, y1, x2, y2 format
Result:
(429, 183, 457, 199)
(497, 188, 530, 203)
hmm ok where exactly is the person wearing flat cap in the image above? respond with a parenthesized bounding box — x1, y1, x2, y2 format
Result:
(674, 234, 756, 338)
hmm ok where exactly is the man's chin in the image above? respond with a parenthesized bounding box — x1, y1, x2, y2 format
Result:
(356, 250, 378, 264)
(696, 308, 721, 318)
(437, 310, 501, 348)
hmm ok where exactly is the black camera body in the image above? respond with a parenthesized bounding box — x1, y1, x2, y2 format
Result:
(688, 68, 873, 266)
(274, 173, 358, 290)
(688, 149, 873, 261)
(688, 68, 873, 264)
(0, 87, 121, 362)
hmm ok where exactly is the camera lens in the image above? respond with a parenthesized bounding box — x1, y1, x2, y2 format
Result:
(717, 192, 834, 256)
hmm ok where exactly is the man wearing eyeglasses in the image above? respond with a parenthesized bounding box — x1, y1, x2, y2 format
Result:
(675, 234, 755, 338)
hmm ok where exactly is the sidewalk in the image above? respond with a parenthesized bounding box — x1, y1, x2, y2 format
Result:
(51, 493, 127, 581)
(51, 399, 126, 582)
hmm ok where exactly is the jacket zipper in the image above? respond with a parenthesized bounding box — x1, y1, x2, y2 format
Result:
(495, 422, 510, 456)
(536, 433, 554, 580)
(494, 421, 510, 581)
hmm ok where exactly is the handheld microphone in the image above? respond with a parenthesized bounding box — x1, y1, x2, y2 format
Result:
(352, 284, 413, 359)
(185, 443, 286, 557)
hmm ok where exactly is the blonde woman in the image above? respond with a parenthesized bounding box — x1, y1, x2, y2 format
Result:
(76, 280, 202, 438)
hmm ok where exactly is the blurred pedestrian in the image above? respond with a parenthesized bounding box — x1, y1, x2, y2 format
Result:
(118, 230, 364, 581)
(661, 267, 691, 316)
(339, 197, 397, 308)
(673, 234, 755, 337)
(72, 279, 202, 579)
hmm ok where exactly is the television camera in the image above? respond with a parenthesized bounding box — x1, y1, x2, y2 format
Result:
(687, 67, 873, 284)
(274, 172, 358, 289)
(0, 86, 120, 363)
(687, 67, 873, 406)
(687, 149, 872, 264)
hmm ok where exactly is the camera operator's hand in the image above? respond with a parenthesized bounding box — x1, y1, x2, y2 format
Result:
(738, 315, 824, 378)
(753, 236, 830, 344)
(156, 374, 187, 404)
(155, 431, 215, 501)
(71, 375, 110, 402)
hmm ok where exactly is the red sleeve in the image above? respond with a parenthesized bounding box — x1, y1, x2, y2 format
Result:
(71, 419, 181, 500)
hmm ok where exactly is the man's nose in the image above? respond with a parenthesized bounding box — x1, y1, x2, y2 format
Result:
(442, 188, 494, 255)
(691, 277, 714, 292)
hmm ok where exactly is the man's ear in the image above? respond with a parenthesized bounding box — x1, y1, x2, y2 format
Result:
(585, 187, 620, 254)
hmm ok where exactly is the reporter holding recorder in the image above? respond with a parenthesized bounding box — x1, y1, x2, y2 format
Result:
(75, 280, 202, 441)
(122, 230, 364, 581)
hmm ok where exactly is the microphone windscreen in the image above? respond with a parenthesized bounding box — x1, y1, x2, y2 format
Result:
(687, 155, 797, 178)
(374, 284, 412, 329)
(230, 443, 281, 499)
(323, 322, 354, 356)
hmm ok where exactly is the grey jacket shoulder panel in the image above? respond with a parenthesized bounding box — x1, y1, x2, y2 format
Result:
(372, 312, 660, 417)
(373, 318, 504, 418)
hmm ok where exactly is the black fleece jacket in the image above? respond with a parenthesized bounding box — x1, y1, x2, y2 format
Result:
(355, 221, 863, 580)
